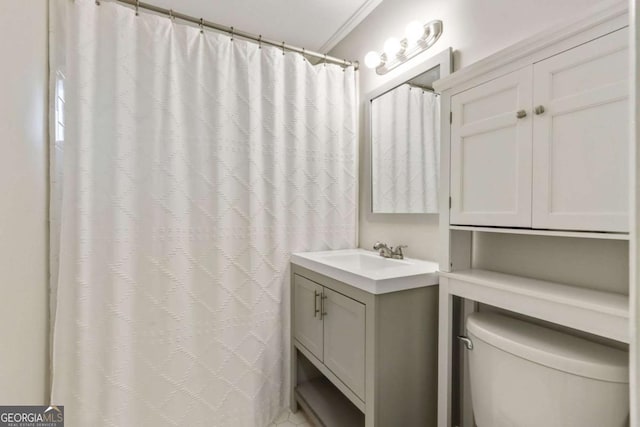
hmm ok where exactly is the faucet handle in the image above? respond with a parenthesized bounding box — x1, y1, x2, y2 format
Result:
(392, 245, 408, 258)
(373, 241, 386, 250)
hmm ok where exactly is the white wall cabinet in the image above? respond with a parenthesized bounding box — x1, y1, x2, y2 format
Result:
(434, 4, 632, 426)
(531, 28, 629, 232)
(450, 28, 629, 233)
(450, 67, 533, 227)
(290, 264, 439, 427)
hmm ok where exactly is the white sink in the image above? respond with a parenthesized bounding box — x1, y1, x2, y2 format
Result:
(291, 248, 439, 294)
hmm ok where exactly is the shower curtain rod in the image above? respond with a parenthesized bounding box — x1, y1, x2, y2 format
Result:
(406, 83, 438, 94)
(102, 0, 359, 69)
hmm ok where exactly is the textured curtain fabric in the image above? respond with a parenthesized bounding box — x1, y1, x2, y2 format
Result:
(371, 84, 439, 213)
(49, 1, 357, 426)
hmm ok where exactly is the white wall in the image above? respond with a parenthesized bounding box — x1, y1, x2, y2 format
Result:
(330, 0, 605, 262)
(0, 1, 49, 404)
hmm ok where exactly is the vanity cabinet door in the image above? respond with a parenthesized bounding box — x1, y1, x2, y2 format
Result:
(322, 288, 366, 400)
(450, 67, 533, 227)
(293, 275, 324, 361)
(531, 28, 629, 232)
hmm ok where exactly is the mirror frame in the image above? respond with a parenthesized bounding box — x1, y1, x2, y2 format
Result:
(364, 47, 452, 216)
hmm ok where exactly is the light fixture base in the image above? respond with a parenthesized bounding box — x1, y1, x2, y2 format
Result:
(375, 20, 443, 75)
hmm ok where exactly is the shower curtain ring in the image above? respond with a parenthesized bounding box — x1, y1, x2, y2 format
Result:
(281, 41, 286, 55)
(135, 0, 140, 16)
(230, 26, 234, 42)
(199, 18, 204, 34)
(302, 48, 306, 62)
(258, 35, 262, 49)
(324, 54, 327, 67)
(168, 9, 174, 21)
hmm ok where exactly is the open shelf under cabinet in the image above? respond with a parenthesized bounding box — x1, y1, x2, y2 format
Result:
(440, 268, 629, 343)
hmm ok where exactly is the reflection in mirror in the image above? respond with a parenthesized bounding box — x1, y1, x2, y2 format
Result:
(371, 83, 440, 213)
(371, 71, 440, 214)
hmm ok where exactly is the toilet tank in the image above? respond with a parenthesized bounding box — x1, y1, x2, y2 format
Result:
(466, 312, 629, 427)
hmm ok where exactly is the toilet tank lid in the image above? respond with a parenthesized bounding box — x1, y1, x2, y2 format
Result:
(466, 312, 628, 383)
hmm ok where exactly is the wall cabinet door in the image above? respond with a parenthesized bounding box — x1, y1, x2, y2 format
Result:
(450, 67, 533, 227)
(531, 28, 629, 232)
(322, 288, 366, 400)
(293, 275, 324, 361)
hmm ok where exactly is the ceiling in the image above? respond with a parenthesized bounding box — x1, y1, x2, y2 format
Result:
(144, 0, 383, 53)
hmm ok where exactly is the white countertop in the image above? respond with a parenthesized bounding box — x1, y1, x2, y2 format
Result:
(291, 248, 439, 294)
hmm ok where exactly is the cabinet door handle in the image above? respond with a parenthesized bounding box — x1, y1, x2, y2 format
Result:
(320, 293, 328, 319)
(516, 109, 527, 119)
(313, 290, 320, 318)
(534, 105, 545, 115)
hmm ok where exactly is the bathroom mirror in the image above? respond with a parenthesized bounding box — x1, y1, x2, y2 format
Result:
(366, 48, 452, 214)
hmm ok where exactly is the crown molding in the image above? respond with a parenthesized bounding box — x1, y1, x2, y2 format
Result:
(319, 0, 383, 53)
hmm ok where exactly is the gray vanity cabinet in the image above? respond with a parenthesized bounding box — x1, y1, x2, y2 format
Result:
(290, 263, 439, 427)
(293, 275, 366, 399)
(322, 287, 366, 399)
(294, 275, 325, 361)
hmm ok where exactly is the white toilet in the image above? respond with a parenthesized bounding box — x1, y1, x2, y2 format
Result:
(464, 312, 629, 427)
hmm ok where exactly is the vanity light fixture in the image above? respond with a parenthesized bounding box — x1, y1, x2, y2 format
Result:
(365, 20, 443, 75)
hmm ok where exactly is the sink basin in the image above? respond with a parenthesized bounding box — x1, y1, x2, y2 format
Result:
(291, 249, 439, 294)
(317, 252, 411, 270)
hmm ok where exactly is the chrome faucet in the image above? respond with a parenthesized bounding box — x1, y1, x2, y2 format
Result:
(373, 242, 393, 258)
(373, 242, 408, 259)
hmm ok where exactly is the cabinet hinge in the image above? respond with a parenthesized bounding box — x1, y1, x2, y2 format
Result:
(449, 111, 452, 124)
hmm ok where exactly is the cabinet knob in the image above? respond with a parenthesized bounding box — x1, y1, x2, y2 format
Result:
(516, 109, 527, 119)
(534, 105, 545, 115)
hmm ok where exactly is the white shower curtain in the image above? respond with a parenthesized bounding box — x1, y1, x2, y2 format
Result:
(371, 84, 439, 213)
(49, 1, 357, 426)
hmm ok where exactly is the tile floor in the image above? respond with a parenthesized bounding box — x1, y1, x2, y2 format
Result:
(268, 408, 313, 427)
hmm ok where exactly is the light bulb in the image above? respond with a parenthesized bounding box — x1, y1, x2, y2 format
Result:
(383, 37, 402, 57)
(405, 21, 425, 45)
(364, 51, 382, 69)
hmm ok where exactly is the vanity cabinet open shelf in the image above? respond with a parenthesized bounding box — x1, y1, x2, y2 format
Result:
(290, 263, 439, 427)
